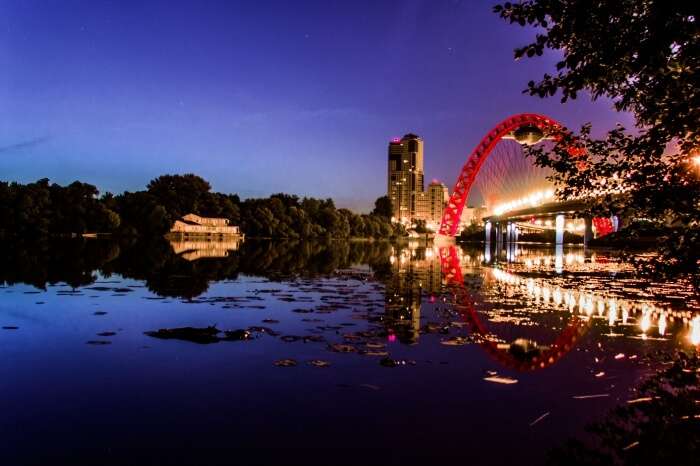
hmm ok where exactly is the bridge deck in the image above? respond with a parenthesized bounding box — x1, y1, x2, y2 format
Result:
(483, 198, 590, 223)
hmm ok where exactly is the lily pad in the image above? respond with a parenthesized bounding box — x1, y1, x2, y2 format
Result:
(328, 343, 357, 353)
(144, 326, 220, 344)
(273, 359, 297, 367)
(308, 360, 331, 368)
(221, 329, 252, 341)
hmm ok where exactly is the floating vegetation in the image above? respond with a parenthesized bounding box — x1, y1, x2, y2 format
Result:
(302, 335, 326, 343)
(222, 329, 252, 341)
(308, 360, 331, 368)
(440, 336, 471, 346)
(379, 357, 397, 367)
(280, 335, 302, 343)
(248, 326, 280, 337)
(144, 326, 221, 344)
(483, 375, 519, 384)
(573, 394, 610, 400)
(273, 359, 297, 367)
(145, 326, 258, 343)
(529, 412, 550, 426)
(379, 357, 415, 367)
(328, 343, 357, 353)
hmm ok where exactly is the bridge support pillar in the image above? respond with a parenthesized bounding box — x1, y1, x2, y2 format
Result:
(495, 222, 503, 260)
(555, 214, 565, 245)
(555, 243, 564, 274)
(583, 217, 593, 246)
(505, 222, 518, 262)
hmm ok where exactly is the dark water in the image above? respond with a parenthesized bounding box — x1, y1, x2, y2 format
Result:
(1, 238, 698, 465)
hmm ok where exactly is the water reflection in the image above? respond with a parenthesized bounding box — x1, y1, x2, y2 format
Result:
(0, 238, 392, 299)
(691, 316, 700, 345)
(2, 238, 700, 464)
(169, 238, 242, 261)
(385, 246, 442, 343)
(1, 238, 698, 363)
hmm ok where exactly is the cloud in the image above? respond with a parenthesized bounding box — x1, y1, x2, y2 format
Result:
(0, 137, 51, 154)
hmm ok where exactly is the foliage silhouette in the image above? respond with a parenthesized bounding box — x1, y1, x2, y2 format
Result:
(495, 1, 700, 282)
(0, 174, 404, 239)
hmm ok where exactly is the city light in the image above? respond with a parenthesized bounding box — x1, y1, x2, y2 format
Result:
(691, 316, 700, 346)
(640, 308, 651, 334)
(493, 189, 555, 216)
(490, 267, 697, 341)
(659, 313, 667, 336)
(608, 300, 617, 326)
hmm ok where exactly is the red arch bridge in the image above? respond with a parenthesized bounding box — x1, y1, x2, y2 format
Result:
(436, 113, 618, 243)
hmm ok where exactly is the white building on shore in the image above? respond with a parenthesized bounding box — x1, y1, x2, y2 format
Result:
(169, 213, 244, 238)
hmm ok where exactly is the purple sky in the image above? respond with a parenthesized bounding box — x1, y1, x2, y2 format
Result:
(0, 0, 633, 211)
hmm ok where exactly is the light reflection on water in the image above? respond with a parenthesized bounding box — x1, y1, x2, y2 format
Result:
(0, 238, 698, 463)
(389, 242, 699, 355)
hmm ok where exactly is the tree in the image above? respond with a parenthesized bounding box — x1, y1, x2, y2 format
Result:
(372, 196, 393, 219)
(495, 1, 700, 279)
(413, 219, 428, 234)
(146, 174, 212, 220)
(114, 191, 171, 236)
(0, 174, 404, 240)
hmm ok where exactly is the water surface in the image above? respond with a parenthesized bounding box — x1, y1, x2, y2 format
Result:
(1, 239, 698, 465)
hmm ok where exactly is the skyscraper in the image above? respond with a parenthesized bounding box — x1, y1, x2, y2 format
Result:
(428, 181, 449, 225)
(387, 133, 424, 222)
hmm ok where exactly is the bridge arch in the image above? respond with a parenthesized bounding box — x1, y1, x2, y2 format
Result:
(438, 113, 563, 237)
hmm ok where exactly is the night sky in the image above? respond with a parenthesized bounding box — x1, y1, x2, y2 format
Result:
(0, 0, 632, 211)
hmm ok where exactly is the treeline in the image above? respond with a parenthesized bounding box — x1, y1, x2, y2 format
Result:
(0, 179, 121, 237)
(0, 174, 404, 239)
(239, 194, 403, 238)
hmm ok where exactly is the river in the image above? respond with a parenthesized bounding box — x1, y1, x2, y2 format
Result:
(1, 238, 697, 465)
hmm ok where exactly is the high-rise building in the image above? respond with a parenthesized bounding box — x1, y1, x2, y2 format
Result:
(387, 133, 450, 230)
(387, 134, 424, 222)
(414, 180, 448, 227)
(428, 181, 449, 225)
